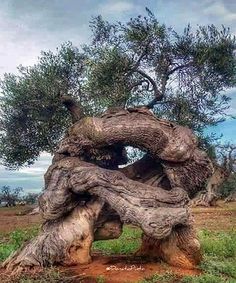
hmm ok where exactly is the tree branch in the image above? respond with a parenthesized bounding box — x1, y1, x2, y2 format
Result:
(128, 79, 149, 91)
(167, 61, 194, 76)
(60, 95, 84, 123)
(135, 69, 163, 107)
(143, 71, 169, 109)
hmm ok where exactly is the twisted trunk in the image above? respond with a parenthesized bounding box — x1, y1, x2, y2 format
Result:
(3, 108, 213, 273)
(190, 165, 228, 207)
(225, 191, 236, 202)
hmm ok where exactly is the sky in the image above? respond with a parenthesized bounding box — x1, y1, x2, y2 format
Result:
(0, 0, 235, 193)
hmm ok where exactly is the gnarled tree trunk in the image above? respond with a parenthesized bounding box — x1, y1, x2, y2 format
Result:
(225, 190, 236, 202)
(3, 108, 213, 273)
(190, 165, 228, 207)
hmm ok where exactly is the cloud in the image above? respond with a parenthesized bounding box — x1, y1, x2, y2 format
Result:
(0, 0, 90, 75)
(0, 0, 235, 192)
(225, 88, 236, 117)
(98, 1, 138, 15)
(203, 1, 236, 22)
(0, 152, 52, 191)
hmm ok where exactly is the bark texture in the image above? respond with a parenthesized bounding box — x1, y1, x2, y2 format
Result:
(190, 165, 228, 207)
(3, 108, 214, 272)
(136, 225, 201, 269)
(225, 191, 236, 202)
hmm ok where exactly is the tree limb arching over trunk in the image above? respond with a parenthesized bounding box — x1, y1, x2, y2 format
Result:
(3, 108, 213, 273)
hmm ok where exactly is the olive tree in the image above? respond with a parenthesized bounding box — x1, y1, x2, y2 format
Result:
(1, 10, 236, 273)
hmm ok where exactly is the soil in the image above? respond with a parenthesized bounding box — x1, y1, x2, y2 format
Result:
(62, 254, 200, 283)
(0, 205, 42, 234)
(191, 201, 236, 231)
(0, 201, 235, 282)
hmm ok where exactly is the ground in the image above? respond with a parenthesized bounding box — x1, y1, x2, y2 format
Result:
(0, 205, 41, 234)
(0, 201, 236, 283)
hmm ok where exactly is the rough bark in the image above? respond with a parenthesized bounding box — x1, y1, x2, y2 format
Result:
(3, 199, 104, 273)
(136, 225, 201, 269)
(61, 95, 83, 122)
(225, 190, 236, 202)
(190, 165, 228, 207)
(3, 108, 214, 272)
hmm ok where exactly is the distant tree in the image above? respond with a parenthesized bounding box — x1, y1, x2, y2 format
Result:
(0, 9, 235, 168)
(217, 143, 236, 172)
(217, 143, 236, 201)
(0, 185, 23, 206)
(23, 193, 39, 205)
(191, 142, 236, 206)
(220, 173, 236, 199)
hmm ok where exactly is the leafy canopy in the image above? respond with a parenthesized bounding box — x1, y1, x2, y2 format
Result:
(0, 8, 235, 168)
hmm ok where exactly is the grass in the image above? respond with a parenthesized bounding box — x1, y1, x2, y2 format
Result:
(96, 275, 106, 283)
(0, 225, 236, 282)
(138, 272, 178, 283)
(92, 225, 142, 255)
(190, 229, 236, 283)
(93, 227, 236, 283)
(152, 230, 236, 283)
(0, 226, 39, 262)
(1, 268, 72, 283)
(181, 273, 235, 283)
(199, 229, 236, 258)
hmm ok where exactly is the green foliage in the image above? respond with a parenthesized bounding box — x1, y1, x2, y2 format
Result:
(219, 173, 236, 198)
(96, 275, 106, 283)
(0, 42, 85, 168)
(0, 185, 23, 206)
(199, 229, 236, 258)
(0, 9, 235, 168)
(139, 272, 177, 283)
(0, 227, 39, 262)
(92, 226, 142, 255)
(89, 11, 235, 129)
(181, 273, 233, 283)
(3, 268, 66, 283)
(23, 193, 39, 205)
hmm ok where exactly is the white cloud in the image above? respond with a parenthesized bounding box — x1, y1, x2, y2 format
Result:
(0, 0, 235, 192)
(0, 152, 52, 191)
(19, 167, 47, 175)
(203, 1, 236, 22)
(0, 2, 89, 76)
(99, 1, 137, 15)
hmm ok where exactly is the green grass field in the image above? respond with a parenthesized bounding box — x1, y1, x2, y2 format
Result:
(1, 225, 236, 282)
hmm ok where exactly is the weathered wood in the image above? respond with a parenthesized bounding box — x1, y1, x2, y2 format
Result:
(136, 226, 201, 269)
(3, 199, 104, 273)
(190, 165, 228, 207)
(225, 191, 236, 202)
(58, 108, 198, 163)
(3, 108, 214, 272)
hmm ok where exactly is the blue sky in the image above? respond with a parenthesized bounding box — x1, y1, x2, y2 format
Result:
(0, 0, 235, 193)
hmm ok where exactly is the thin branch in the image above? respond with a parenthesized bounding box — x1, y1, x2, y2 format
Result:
(128, 79, 148, 91)
(167, 61, 194, 76)
(136, 69, 162, 99)
(148, 73, 169, 109)
(60, 95, 84, 123)
(126, 39, 151, 77)
(132, 51, 147, 71)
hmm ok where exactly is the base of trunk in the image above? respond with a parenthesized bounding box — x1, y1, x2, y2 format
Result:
(136, 225, 201, 269)
(225, 191, 236, 202)
(2, 200, 104, 274)
(190, 191, 218, 207)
